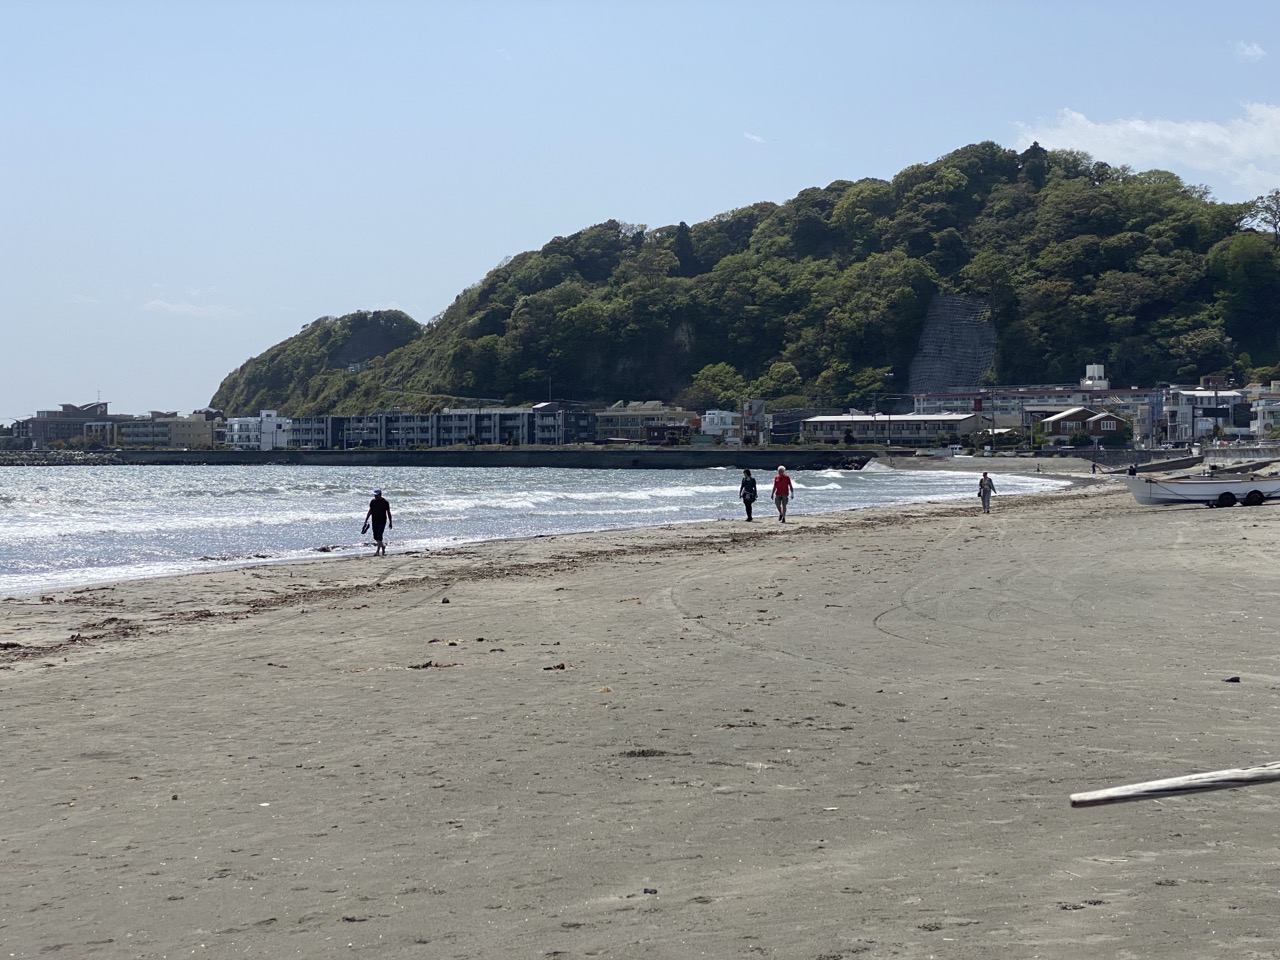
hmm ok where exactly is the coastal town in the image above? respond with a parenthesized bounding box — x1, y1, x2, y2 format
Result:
(6, 365, 1279, 454)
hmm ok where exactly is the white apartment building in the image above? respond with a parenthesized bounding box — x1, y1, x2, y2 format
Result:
(1164, 387, 1246, 443)
(225, 410, 291, 451)
(1250, 384, 1280, 438)
(700, 409, 742, 442)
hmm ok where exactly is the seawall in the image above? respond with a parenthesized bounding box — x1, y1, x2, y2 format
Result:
(106, 447, 872, 471)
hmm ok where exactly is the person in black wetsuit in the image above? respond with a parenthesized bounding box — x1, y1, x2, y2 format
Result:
(738, 468, 758, 521)
(364, 488, 393, 556)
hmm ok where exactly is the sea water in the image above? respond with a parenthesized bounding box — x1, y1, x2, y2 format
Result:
(0, 462, 1068, 597)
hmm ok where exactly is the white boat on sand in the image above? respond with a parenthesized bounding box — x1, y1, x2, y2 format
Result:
(1122, 472, 1280, 507)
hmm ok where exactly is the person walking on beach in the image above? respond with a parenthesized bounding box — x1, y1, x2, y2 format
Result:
(738, 468, 758, 521)
(364, 488, 392, 556)
(978, 472, 996, 514)
(771, 465, 794, 522)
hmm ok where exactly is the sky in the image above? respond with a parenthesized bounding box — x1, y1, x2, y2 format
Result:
(2, 0, 1278, 421)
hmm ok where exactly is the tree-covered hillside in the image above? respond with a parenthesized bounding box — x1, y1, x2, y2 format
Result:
(210, 310, 423, 415)
(210, 142, 1280, 416)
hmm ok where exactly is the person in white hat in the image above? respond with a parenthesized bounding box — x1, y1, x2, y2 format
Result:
(363, 488, 392, 555)
(771, 466, 794, 522)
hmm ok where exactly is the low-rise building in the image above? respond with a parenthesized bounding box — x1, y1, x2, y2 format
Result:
(532, 402, 596, 445)
(700, 409, 742, 442)
(437, 407, 534, 446)
(803, 412, 979, 446)
(594, 401, 697, 441)
(226, 410, 290, 451)
(15, 402, 132, 447)
(1164, 383, 1246, 443)
(289, 415, 348, 449)
(1038, 407, 1130, 444)
(1250, 384, 1280, 438)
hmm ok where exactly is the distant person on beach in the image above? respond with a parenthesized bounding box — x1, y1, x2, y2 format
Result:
(1128, 464, 1137, 476)
(978, 472, 996, 514)
(772, 466, 794, 522)
(738, 468, 758, 521)
(364, 488, 392, 556)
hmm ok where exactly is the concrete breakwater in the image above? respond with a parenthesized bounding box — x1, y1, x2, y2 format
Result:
(0, 451, 123, 467)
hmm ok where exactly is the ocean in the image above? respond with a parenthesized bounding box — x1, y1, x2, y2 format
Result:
(0, 462, 1068, 597)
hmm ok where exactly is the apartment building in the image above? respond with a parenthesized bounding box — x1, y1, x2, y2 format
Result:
(225, 410, 290, 451)
(594, 401, 698, 441)
(803, 412, 979, 445)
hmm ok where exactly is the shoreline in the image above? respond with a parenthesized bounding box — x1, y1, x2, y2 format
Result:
(7, 477, 1280, 957)
(3, 478, 1109, 677)
(1, 459, 1094, 601)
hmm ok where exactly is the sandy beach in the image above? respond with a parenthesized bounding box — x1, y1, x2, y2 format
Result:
(5, 461, 1280, 959)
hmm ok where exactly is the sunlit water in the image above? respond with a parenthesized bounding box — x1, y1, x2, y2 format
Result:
(0, 463, 1069, 596)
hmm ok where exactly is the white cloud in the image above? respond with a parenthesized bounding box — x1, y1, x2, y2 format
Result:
(1237, 40, 1266, 61)
(1015, 103, 1280, 200)
(71, 293, 100, 306)
(144, 299, 242, 320)
(743, 131, 765, 144)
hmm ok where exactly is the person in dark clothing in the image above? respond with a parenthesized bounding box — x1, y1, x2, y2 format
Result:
(364, 488, 393, 556)
(738, 468, 758, 521)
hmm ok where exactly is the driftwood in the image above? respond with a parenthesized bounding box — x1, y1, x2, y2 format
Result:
(1070, 761, 1280, 807)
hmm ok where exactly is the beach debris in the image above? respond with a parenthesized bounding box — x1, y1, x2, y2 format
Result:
(643, 888, 658, 895)
(1070, 759, 1280, 806)
(543, 662, 566, 671)
(620, 748, 669, 758)
(266, 662, 287, 668)
(409, 660, 458, 669)
(441, 598, 450, 604)
(1223, 675, 1241, 682)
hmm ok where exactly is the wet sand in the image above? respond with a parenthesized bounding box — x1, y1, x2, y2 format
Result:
(4, 464, 1280, 959)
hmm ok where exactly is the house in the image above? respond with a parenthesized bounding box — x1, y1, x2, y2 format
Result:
(1037, 407, 1129, 444)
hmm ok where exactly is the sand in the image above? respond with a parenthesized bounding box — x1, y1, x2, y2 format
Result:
(4, 463, 1280, 959)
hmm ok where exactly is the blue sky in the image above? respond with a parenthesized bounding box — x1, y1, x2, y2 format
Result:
(2, 0, 1277, 420)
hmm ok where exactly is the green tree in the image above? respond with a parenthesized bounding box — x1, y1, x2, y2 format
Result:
(1249, 189, 1280, 246)
(681, 362, 747, 410)
(751, 362, 804, 399)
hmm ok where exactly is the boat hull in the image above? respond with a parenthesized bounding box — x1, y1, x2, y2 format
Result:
(1122, 475, 1280, 506)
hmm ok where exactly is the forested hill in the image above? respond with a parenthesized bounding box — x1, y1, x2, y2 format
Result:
(210, 141, 1280, 417)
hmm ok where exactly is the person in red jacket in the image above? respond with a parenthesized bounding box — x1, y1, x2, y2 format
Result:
(771, 465, 794, 522)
